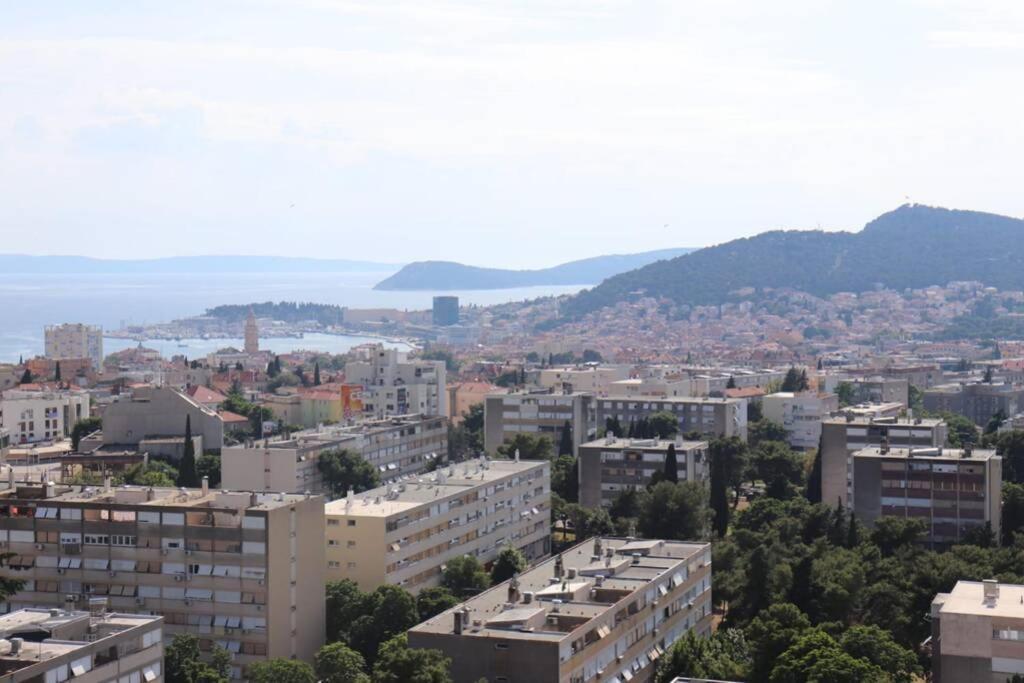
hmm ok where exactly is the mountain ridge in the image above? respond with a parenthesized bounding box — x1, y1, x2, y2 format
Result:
(563, 205, 1024, 317)
(0, 254, 400, 274)
(373, 248, 696, 290)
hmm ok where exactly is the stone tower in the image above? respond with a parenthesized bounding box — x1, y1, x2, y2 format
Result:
(244, 309, 259, 354)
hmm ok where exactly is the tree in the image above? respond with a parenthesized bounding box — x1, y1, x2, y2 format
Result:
(943, 412, 979, 448)
(769, 629, 885, 683)
(726, 375, 737, 389)
(318, 448, 381, 496)
(165, 634, 230, 683)
(372, 635, 452, 683)
(19, 368, 31, 384)
(176, 415, 200, 488)
(604, 416, 623, 437)
(780, 367, 802, 392)
(490, 545, 526, 584)
(1003, 483, 1024, 546)
(748, 419, 788, 448)
(648, 411, 680, 439)
(441, 555, 490, 597)
(196, 454, 221, 487)
(835, 381, 855, 407)
(558, 420, 574, 456)
(315, 642, 370, 683)
(496, 433, 553, 461)
(709, 447, 730, 538)
(664, 443, 679, 484)
(416, 586, 460, 622)
(550, 454, 579, 502)
(314, 362, 322, 386)
(984, 365, 995, 383)
(997, 431, 1024, 483)
(70, 417, 102, 451)
(54, 361, 61, 382)
(655, 629, 750, 683)
(123, 461, 178, 487)
(752, 441, 805, 499)
(326, 579, 368, 643)
(348, 585, 420, 665)
(744, 603, 811, 681)
(248, 659, 316, 683)
(986, 409, 1008, 435)
(838, 625, 921, 683)
(805, 435, 823, 504)
(637, 481, 708, 540)
(870, 517, 926, 557)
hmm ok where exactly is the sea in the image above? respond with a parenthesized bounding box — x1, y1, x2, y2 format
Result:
(0, 271, 585, 363)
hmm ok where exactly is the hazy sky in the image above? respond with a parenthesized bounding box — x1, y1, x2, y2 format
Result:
(2, 1, 1023, 268)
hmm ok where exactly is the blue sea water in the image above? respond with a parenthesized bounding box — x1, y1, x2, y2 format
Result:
(0, 271, 584, 362)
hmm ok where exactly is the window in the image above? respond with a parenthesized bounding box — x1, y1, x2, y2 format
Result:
(347, 520, 357, 527)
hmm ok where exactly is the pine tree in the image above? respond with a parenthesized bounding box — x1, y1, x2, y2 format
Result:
(19, 368, 32, 385)
(627, 420, 636, 438)
(846, 510, 860, 548)
(817, 357, 823, 371)
(726, 375, 736, 389)
(314, 362, 321, 386)
(54, 362, 61, 382)
(558, 420, 574, 456)
(177, 415, 200, 488)
(798, 369, 810, 391)
(788, 554, 814, 615)
(664, 443, 679, 484)
(830, 502, 847, 546)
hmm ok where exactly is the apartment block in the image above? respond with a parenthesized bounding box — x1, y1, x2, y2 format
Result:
(221, 414, 447, 494)
(932, 580, 1024, 683)
(822, 376, 910, 408)
(820, 415, 947, 508)
(0, 608, 164, 683)
(578, 437, 709, 509)
(851, 445, 1001, 548)
(0, 389, 90, 445)
(324, 457, 550, 593)
(0, 482, 326, 678)
(432, 296, 459, 327)
(607, 378, 693, 399)
(100, 387, 224, 454)
(924, 382, 1024, 427)
(595, 397, 746, 442)
(408, 537, 713, 683)
(484, 392, 596, 458)
(448, 382, 504, 425)
(44, 324, 104, 371)
(345, 344, 447, 418)
(537, 367, 630, 395)
(761, 392, 839, 450)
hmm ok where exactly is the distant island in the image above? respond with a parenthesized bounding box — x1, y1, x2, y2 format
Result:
(0, 254, 400, 274)
(373, 248, 696, 290)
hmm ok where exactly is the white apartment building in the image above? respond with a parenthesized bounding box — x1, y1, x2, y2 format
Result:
(44, 324, 104, 371)
(324, 457, 550, 593)
(0, 389, 90, 445)
(222, 414, 447, 494)
(761, 392, 840, 450)
(537, 366, 630, 395)
(345, 345, 447, 418)
(607, 377, 694, 399)
(0, 482, 326, 679)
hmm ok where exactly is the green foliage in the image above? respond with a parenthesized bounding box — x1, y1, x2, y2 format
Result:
(648, 411, 680, 439)
(196, 454, 221, 487)
(177, 415, 200, 488)
(247, 658, 316, 683)
(664, 443, 679, 484)
(315, 642, 370, 683)
(165, 634, 231, 683)
(996, 431, 1024, 483)
(415, 586, 460, 622)
(441, 555, 491, 597)
(550, 454, 579, 502)
(371, 634, 452, 683)
(70, 417, 102, 450)
(751, 441, 806, 499)
(494, 371, 519, 387)
(769, 629, 886, 683)
(448, 404, 484, 461)
(749, 419, 788, 448)
(496, 433, 553, 460)
(655, 629, 750, 683)
(939, 411, 979, 447)
(870, 517, 926, 557)
(838, 625, 921, 682)
(781, 367, 810, 393)
(207, 301, 345, 325)
(1004, 483, 1024, 546)
(122, 460, 178, 487)
(318, 448, 381, 496)
(835, 381, 855, 407)
(637, 481, 708, 541)
(328, 582, 420, 665)
(709, 445, 730, 538)
(490, 545, 527, 584)
(558, 420, 574, 456)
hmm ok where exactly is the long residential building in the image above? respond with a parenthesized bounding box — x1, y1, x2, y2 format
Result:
(578, 437, 709, 509)
(323, 457, 550, 593)
(0, 481, 326, 678)
(851, 445, 1001, 548)
(0, 389, 90, 446)
(821, 415, 947, 508)
(932, 580, 1024, 683)
(99, 387, 224, 456)
(344, 344, 447, 418)
(923, 382, 1024, 427)
(485, 391, 596, 457)
(595, 396, 746, 441)
(44, 324, 104, 371)
(0, 608, 165, 683)
(761, 392, 839, 450)
(409, 537, 713, 683)
(221, 414, 447, 494)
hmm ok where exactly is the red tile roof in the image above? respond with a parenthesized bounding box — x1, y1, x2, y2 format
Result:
(218, 410, 249, 423)
(187, 386, 228, 404)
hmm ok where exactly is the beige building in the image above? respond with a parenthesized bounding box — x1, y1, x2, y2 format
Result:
(409, 537, 713, 683)
(595, 397, 746, 441)
(932, 580, 1024, 682)
(820, 415, 947, 508)
(0, 481, 325, 678)
(852, 445, 1001, 548)
(243, 311, 259, 355)
(761, 392, 839, 450)
(324, 457, 550, 593)
(345, 345, 447, 418)
(0, 389, 90, 446)
(447, 382, 503, 426)
(99, 387, 224, 455)
(578, 437, 708, 509)
(222, 414, 447, 494)
(607, 378, 693, 399)
(44, 324, 104, 371)
(484, 391, 596, 458)
(537, 367, 630, 395)
(0, 608, 164, 683)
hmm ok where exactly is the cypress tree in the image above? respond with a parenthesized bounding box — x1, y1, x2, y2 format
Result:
(177, 415, 200, 488)
(314, 362, 321, 386)
(799, 369, 810, 391)
(846, 510, 860, 548)
(558, 420, 573, 456)
(709, 451, 729, 538)
(726, 375, 736, 389)
(627, 420, 636, 438)
(54, 362, 61, 382)
(805, 434, 823, 504)
(664, 443, 679, 484)
(788, 554, 814, 615)
(830, 501, 847, 546)
(19, 368, 32, 385)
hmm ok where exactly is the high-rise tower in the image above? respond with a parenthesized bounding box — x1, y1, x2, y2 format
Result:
(244, 309, 259, 354)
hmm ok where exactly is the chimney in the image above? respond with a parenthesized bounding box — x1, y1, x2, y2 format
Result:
(250, 492, 259, 507)
(554, 553, 564, 579)
(103, 476, 111, 493)
(984, 579, 1000, 605)
(9, 638, 23, 655)
(201, 476, 209, 496)
(146, 487, 156, 501)
(8, 468, 14, 490)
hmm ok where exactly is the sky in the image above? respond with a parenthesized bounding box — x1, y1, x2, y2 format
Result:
(2, 0, 1024, 268)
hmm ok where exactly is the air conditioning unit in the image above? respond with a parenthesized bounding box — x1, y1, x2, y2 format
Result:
(185, 550, 193, 556)
(109, 571, 117, 577)
(161, 549, 169, 555)
(135, 598, 145, 605)
(256, 605, 262, 611)
(35, 544, 45, 550)
(258, 579, 265, 586)
(184, 600, 191, 606)
(174, 575, 183, 582)
(57, 568, 65, 574)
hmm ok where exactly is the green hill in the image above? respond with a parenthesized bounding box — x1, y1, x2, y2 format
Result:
(563, 205, 1024, 317)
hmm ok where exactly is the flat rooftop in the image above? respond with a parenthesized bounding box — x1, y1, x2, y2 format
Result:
(411, 537, 709, 642)
(852, 446, 997, 462)
(824, 415, 944, 427)
(597, 396, 740, 404)
(934, 581, 1024, 619)
(0, 483, 316, 511)
(325, 457, 546, 518)
(579, 438, 707, 452)
(230, 413, 443, 451)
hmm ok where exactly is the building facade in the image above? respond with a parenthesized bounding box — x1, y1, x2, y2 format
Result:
(432, 296, 459, 327)
(537, 367, 631, 395)
(0, 389, 90, 445)
(924, 382, 1024, 427)
(578, 437, 709, 509)
(595, 397, 746, 442)
(324, 458, 550, 593)
(484, 392, 596, 458)
(820, 415, 947, 508)
(345, 345, 447, 418)
(761, 392, 839, 450)
(851, 445, 1001, 548)
(100, 387, 224, 453)
(44, 324, 104, 371)
(931, 580, 1024, 683)
(243, 312, 258, 355)
(0, 483, 326, 678)
(0, 609, 164, 683)
(408, 537, 713, 683)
